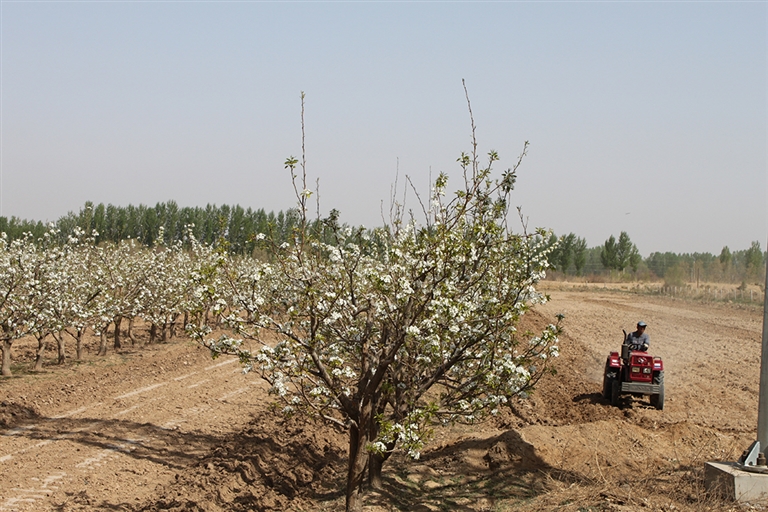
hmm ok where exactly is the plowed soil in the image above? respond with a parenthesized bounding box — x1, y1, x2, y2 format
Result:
(0, 285, 764, 511)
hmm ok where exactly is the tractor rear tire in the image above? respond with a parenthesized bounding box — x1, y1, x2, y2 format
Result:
(602, 369, 617, 399)
(611, 378, 621, 407)
(650, 371, 665, 410)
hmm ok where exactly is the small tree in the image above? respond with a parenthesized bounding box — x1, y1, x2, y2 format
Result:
(601, 232, 640, 273)
(60, 229, 108, 360)
(615, 231, 641, 272)
(0, 234, 46, 376)
(601, 235, 618, 270)
(27, 230, 68, 371)
(190, 90, 561, 511)
(560, 233, 576, 275)
(745, 241, 764, 283)
(719, 246, 732, 267)
(573, 236, 587, 276)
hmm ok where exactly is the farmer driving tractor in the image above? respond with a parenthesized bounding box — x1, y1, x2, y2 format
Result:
(625, 321, 649, 352)
(605, 321, 664, 410)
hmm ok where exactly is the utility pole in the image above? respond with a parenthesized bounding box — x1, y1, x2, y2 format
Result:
(757, 249, 768, 449)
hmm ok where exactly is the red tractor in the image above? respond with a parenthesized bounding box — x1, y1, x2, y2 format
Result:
(602, 330, 665, 410)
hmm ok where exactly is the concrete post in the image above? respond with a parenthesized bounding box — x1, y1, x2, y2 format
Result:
(757, 248, 768, 450)
(706, 248, 768, 502)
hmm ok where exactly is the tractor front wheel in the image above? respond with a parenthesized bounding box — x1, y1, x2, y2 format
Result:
(650, 371, 665, 410)
(611, 378, 621, 406)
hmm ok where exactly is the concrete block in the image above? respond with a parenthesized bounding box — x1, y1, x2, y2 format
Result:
(705, 461, 768, 503)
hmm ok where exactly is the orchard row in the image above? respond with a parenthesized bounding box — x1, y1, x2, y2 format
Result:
(0, 227, 226, 376)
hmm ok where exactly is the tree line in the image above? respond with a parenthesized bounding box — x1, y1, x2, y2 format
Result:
(547, 231, 765, 285)
(0, 201, 305, 255)
(2, 203, 764, 286)
(3, 203, 764, 286)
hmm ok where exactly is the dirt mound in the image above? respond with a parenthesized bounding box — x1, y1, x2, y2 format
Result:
(133, 414, 348, 512)
(495, 307, 626, 429)
(0, 401, 40, 429)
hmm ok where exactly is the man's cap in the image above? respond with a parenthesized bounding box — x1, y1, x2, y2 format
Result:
(637, 321, 647, 327)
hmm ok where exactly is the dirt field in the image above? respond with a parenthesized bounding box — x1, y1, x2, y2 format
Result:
(0, 286, 764, 511)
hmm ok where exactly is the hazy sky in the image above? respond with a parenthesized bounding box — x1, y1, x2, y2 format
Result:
(2, 1, 765, 256)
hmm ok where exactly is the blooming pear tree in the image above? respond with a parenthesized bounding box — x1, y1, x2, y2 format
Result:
(44, 233, 83, 365)
(26, 229, 71, 370)
(190, 93, 561, 512)
(139, 235, 198, 344)
(86, 238, 157, 355)
(0, 233, 51, 376)
(58, 229, 113, 360)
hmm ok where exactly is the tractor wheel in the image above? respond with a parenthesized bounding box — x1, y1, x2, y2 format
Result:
(610, 378, 621, 407)
(602, 369, 617, 399)
(650, 371, 665, 410)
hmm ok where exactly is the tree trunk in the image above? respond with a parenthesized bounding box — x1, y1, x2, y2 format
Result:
(203, 307, 210, 328)
(368, 454, 384, 490)
(161, 320, 169, 343)
(128, 317, 139, 346)
(34, 333, 48, 371)
(368, 442, 394, 490)
(75, 327, 85, 360)
(346, 399, 375, 512)
(367, 390, 389, 489)
(53, 332, 66, 365)
(149, 323, 157, 344)
(113, 316, 123, 349)
(346, 423, 368, 512)
(97, 328, 108, 356)
(183, 311, 189, 334)
(1, 339, 13, 376)
(169, 313, 179, 339)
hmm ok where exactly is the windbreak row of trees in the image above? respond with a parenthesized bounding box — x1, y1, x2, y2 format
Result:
(547, 231, 765, 285)
(547, 231, 644, 276)
(645, 242, 766, 286)
(0, 201, 305, 255)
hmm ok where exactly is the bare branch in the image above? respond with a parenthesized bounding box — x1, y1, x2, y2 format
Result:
(406, 175, 429, 227)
